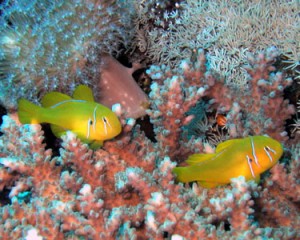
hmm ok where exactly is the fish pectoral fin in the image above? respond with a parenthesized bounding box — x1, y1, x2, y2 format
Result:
(78, 138, 103, 149)
(186, 153, 215, 166)
(89, 140, 103, 150)
(197, 181, 223, 188)
(50, 124, 67, 138)
(73, 85, 95, 102)
(215, 138, 240, 153)
(41, 92, 72, 108)
(254, 175, 261, 184)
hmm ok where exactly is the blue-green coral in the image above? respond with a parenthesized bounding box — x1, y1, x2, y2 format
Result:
(0, 0, 134, 108)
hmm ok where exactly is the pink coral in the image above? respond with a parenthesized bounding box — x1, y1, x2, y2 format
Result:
(0, 48, 299, 239)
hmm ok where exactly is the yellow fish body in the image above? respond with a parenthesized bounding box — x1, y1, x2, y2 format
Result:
(172, 136, 283, 188)
(18, 85, 121, 148)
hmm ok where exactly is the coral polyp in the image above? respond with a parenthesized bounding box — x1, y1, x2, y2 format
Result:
(0, 0, 133, 108)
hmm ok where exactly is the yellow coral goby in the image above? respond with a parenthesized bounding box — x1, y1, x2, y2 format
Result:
(17, 85, 122, 148)
(172, 136, 283, 188)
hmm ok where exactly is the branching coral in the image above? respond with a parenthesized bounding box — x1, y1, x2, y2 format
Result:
(209, 47, 295, 142)
(0, 48, 299, 239)
(147, 47, 295, 144)
(134, 0, 299, 86)
(146, 49, 207, 159)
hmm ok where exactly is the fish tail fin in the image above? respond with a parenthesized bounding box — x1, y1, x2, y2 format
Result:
(172, 166, 197, 183)
(17, 99, 43, 124)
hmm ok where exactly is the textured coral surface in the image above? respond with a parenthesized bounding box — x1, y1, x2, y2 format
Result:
(0, 0, 299, 239)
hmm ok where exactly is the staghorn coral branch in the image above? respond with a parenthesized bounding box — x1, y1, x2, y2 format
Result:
(0, 46, 299, 239)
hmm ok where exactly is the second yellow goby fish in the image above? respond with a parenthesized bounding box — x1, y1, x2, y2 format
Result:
(18, 85, 122, 148)
(172, 136, 283, 188)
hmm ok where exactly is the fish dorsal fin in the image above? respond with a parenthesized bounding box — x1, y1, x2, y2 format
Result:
(215, 138, 241, 153)
(41, 92, 72, 108)
(73, 85, 95, 102)
(186, 153, 215, 166)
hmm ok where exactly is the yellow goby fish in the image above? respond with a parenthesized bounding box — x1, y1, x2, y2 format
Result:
(18, 85, 121, 148)
(172, 136, 283, 188)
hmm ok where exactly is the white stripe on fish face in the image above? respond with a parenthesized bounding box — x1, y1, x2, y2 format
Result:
(93, 105, 98, 133)
(50, 99, 86, 108)
(106, 117, 112, 129)
(101, 116, 112, 136)
(250, 137, 261, 168)
(246, 155, 255, 178)
(264, 146, 275, 162)
(266, 146, 276, 154)
(102, 117, 108, 135)
(87, 118, 92, 139)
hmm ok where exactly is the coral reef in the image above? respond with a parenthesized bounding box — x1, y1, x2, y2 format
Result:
(0, 48, 299, 239)
(148, 48, 295, 144)
(134, 0, 299, 85)
(0, 0, 299, 239)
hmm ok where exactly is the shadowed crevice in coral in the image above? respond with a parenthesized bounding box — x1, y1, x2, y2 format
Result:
(136, 116, 156, 143)
(0, 187, 10, 205)
(284, 80, 300, 138)
(0, 105, 7, 136)
(40, 123, 62, 157)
